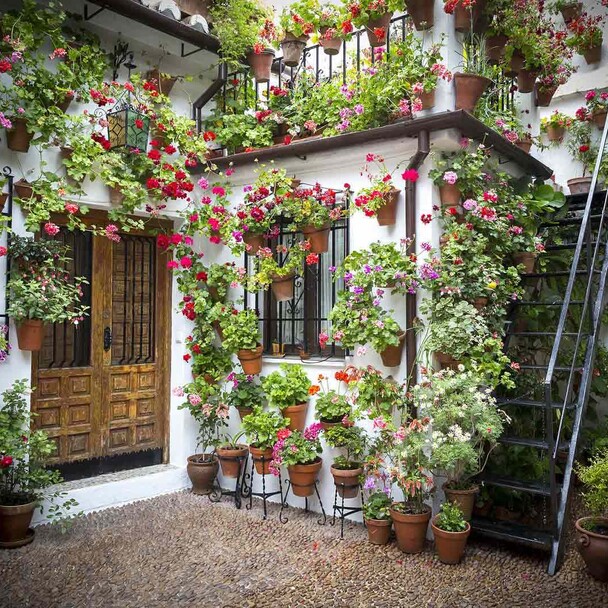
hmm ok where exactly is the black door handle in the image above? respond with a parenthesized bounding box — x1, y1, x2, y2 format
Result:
(103, 327, 112, 351)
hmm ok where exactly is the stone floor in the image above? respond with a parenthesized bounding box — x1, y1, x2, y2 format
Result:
(0, 491, 605, 608)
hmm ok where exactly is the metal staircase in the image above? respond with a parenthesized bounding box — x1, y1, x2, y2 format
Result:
(472, 119, 608, 574)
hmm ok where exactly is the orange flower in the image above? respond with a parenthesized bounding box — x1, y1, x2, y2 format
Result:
(308, 385, 320, 396)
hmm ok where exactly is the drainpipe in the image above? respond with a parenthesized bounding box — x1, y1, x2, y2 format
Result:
(192, 62, 228, 132)
(405, 129, 430, 387)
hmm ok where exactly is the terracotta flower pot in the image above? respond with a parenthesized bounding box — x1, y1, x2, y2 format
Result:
(515, 137, 533, 154)
(453, 73, 491, 112)
(319, 27, 342, 56)
(453, 5, 477, 33)
(246, 48, 275, 83)
(592, 110, 607, 130)
(365, 517, 392, 545)
(365, 12, 392, 48)
(302, 224, 330, 253)
(281, 402, 308, 432)
(16, 319, 44, 351)
(186, 454, 219, 495)
(473, 297, 488, 311)
(0, 501, 36, 546)
(390, 504, 431, 554)
(237, 406, 253, 419)
(567, 176, 593, 195)
(583, 44, 602, 65)
(270, 274, 295, 302)
(237, 344, 263, 376)
(0, 193, 7, 213)
(376, 187, 400, 226)
(546, 125, 565, 142)
(330, 465, 363, 499)
(517, 69, 538, 94)
(249, 445, 273, 475)
(420, 89, 435, 110)
(380, 331, 406, 367)
(509, 50, 525, 73)
(432, 517, 471, 564)
(243, 232, 265, 252)
(288, 458, 322, 497)
(486, 34, 508, 64)
(535, 85, 557, 107)
(439, 183, 461, 206)
(217, 444, 248, 478)
(435, 352, 461, 370)
(13, 179, 34, 200)
(406, 0, 434, 30)
(281, 33, 307, 67)
(560, 2, 582, 23)
(443, 484, 479, 521)
(6, 118, 34, 153)
(320, 419, 342, 431)
(145, 68, 177, 95)
(575, 517, 608, 582)
(513, 251, 537, 274)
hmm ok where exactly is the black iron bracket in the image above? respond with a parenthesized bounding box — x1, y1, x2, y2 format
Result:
(84, 3, 106, 21)
(180, 43, 204, 59)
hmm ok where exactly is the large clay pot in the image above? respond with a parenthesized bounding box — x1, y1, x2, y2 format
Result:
(217, 444, 248, 478)
(380, 331, 405, 367)
(246, 48, 275, 83)
(376, 187, 400, 226)
(575, 517, 608, 582)
(288, 458, 322, 497)
(513, 251, 537, 274)
(249, 445, 273, 475)
(281, 33, 307, 67)
(243, 231, 265, 252)
(432, 517, 471, 564)
(592, 110, 607, 130)
(16, 319, 44, 351)
(560, 2, 582, 23)
(406, 0, 434, 30)
(420, 89, 435, 110)
(365, 517, 392, 545)
(6, 118, 34, 153)
(330, 465, 363, 499)
(453, 73, 491, 112)
(486, 34, 508, 64)
(0, 501, 36, 546)
(517, 69, 538, 94)
(146, 68, 178, 95)
(439, 183, 461, 206)
(270, 274, 295, 302)
(237, 344, 263, 375)
(546, 125, 565, 142)
(186, 454, 219, 495)
(281, 402, 308, 432)
(567, 177, 593, 195)
(443, 484, 479, 521)
(390, 504, 431, 554)
(584, 44, 602, 65)
(319, 27, 342, 56)
(365, 12, 392, 48)
(302, 224, 330, 253)
(535, 85, 557, 107)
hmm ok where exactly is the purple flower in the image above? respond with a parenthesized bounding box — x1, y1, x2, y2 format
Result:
(352, 286, 364, 295)
(354, 104, 364, 115)
(419, 263, 439, 281)
(328, 265, 336, 273)
(304, 422, 323, 441)
(421, 242, 431, 251)
(363, 476, 376, 491)
(343, 271, 353, 283)
(363, 264, 372, 274)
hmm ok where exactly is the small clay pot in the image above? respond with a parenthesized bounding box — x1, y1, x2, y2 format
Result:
(246, 48, 275, 83)
(237, 406, 253, 419)
(509, 50, 525, 73)
(16, 319, 44, 351)
(320, 418, 342, 431)
(365, 12, 392, 47)
(486, 34, 508, 64)
(435, 352, 461, 370)
(365, 518, 392, 545)
(546, 125, 565, 142)
(406, 0, 434, 31)
(583, 44, 602, 65)
(0, 193, 7, 213)
(535, 85, 557, 108)
(439, 183, 461, 206)
(443, 483, 479, 521)
(249, 445, 273, 475)
(592, 110, 607, 130)
(243, 231, 265, 252)
(108, 186, 124, 205)
(453, 4, 479, 33)
(237, 344, 263, 375)
(432, 517, 471, 564)
(186, 454, 219, 495)
(146, 68, 178, 95)
(217, 444, 248, 478)
(302, 224, 330, 254)
(390, 504, 431, 554)
(420, 89, 435, 110)
(575, 516, 608, 582)
(376, 187, 401, 226)
(515, 137, 533, 154)
(281, 402, 308, 432)
(517, 69, 538, 94)
(287, 458, 322, 497)
(6, 118, 34, 153)
(380, 331, 406, 367)
(0, 501, 36, 545)
(281, 33, 307, 67)
(453, 73, 491, 113)
(513, 251, 537, 274)
(270, 273, 295, 302)
(567, 176, 593, 195)
(319, 27, 342, 56)
(473, 297, 488, 311)
(330, 465, 363, 499)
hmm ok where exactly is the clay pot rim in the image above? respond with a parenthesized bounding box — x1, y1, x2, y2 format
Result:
(302, 223, 330, 234)
(389, 503, 432, 518)
(575, 516, 608, 539)
(442, 482, 480, 494)
(364, 516, 392, 525)
(0, 498, 37, 511)
(217, 444, 249, 455)
(248, 47, 275, 57)
(288, 457, 322, 469)
(187, 453, 218, 464)
(237, 344, 263, 358)
(281, 402, 308, 411)
(249, 444, 273, 454)
(431, 518, 471, 536)
(330, 464, 363, 474)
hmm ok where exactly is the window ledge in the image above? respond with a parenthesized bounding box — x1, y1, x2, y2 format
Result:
(262, 356, 349, 368)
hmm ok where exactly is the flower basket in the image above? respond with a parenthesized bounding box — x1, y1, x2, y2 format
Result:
(281, 402, 308, 432)
(439, 183, 461, 206)
(420, 89, 435, 110)
(517, 69, 538, 94)
(237, 344, 263, 375)
(567, 176, 593, 195)
(319, 27, 342, 56)
(575, 517, 608, 582)
(6, 119, 34, 153)
(453, 73, 491, 112)
(287, 458, 322, 497)
(584, 44, 602, 65)
(16, 319, 44, 351)
(243, 232, 266, 252)
(302, 224, 330, 253)
(246, 48, 275, 83)
(376, 187, 401, 226)
(270, 273, 295, 302)
(513, 251, 537, 274)
(389, 504, 431, 554)
(560, 2, 582, 23)
(330, 465, 363, 499)
(443, 483, 479, 521)
(249, 445, 273, 475)
(379, 331, 406, 367)
(406, 0, 434, 30)
(535, 85, 557, 107)
(365, 518, 392, 545)
(145, 68, 178, 95)
(365, 12, 392, 48)
(186, 453, 219, 495)
(432, 517, 471, 564)
(592, 110, 607, 130)
(281, 33, 307, 67)
(0, 502, 36, 547)
(217, 444, 248, 478)
(486, 34, 507, 64)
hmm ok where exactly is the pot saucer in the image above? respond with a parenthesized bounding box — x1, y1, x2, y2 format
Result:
(0, 528, 35, 549)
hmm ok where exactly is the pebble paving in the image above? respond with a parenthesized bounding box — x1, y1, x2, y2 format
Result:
(0, 491, 605, 608)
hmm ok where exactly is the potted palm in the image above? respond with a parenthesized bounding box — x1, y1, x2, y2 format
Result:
(219, 307, 263, 375)
(431, 501, 471, 564)
(242, 410, 289, 474)
(262, 363, 311, 431)
(324, 423, 367, 499)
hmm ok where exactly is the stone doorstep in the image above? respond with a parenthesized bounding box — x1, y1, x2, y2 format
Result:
(33, 464, 190, 525)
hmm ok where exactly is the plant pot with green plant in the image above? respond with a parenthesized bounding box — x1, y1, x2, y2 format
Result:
(311, 369, 355, 428)
(314, 4, 351, 55)
(566, 117, 597, 195)
(225, 372, 265, 419)
(278, 1, 317, 66)
(540, 111, 572, 143)
(216, 431, 249, 478)
(585, 89, 608, 131)
(566, 11, 604, 65)
(262, 363, 311, 431)
(362, 490, 393, 545)
(242, 410, 289, 474)
(324, 423, 367, 498)
(350, 0, 401, 48)
(453, 34, 493, 112)
(220, 307, 263, 375)
(432, 501, 471, 564)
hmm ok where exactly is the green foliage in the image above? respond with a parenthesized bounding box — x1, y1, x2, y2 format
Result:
(324, 424, 367, 468)
(225, 374, 265, 411)
(219, 307, 260, 352)
(262, 363, 311, 410)
(362, 490, 392, 520)
(214, 113, 274, 153)
(272, 426, 322, 467)
(577, 450, 608, 516)
(355, 367, 404, 418)
(315, 391, 351, 421)
(242, 411, 287, 450)
(434, 501, 468, 532)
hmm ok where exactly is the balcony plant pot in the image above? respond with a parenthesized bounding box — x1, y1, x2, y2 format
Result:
(281, 33, 307, 67)
(270, 273, 295, 302)
(443, 483, 479, 521)
(453, 5, 478, 33)
(56, 94, 73, 113)
(546, 125, 565, 142)
(432, 517, 471, 565)
(207, 286, 221, 302)
(473, 297, 488, 311)
(535, 85, 557, 107)
(592, 110, 607, 130)
(486, 34, 507, 64)
(515, 136, 533, 154)
(365, 517, 392, 545)
(406, 0, 434, 30)
(249, 445, 273, 475)
(380, 331, 406, 367)
(243, 231, 265, 252)
(575, 517, 608, 582)
(435, 351, 461, 370)
(365, 12, 392, 48)
(186, 453, 219, 495)
(583, 43, 602, 65)
(453, 73, 491, 112)
(0, 501, 36, 546)
(246, 48, 275, 83)
(376, 187, 400, 226)
(237, 344, 263, 375)
(281, 402, 308, 432)
(513, 251, 537, 274)
(16, 319, 44, 351)
(567, 176, 593, 195)
(319, 27, 342, 55)
(420, 88, 435, 110)
(217, 444, 248, 478)
(6, 118, 34, 153)
(302, 224, 330, 253)
(287, 458, 322, 497)
(145, 68, 178, 95)
(517, 69, 538, 94)
(509, 50, 525, 73)
(330, 465, 363, 499)
(390, 504, 431, 554)
(439, 183, 461, 206)
(560, 2, 582, 23)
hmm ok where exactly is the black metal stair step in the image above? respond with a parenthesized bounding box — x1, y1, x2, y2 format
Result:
(564, 189, 607, 208)
(471, 518, 554, 550)
(519, 364, 583, 372)
(509, 331, 586, 338)
(514, 300, 585, 306)
(496, 398, 577, 410)
(498, 436, 570, 450)
(540, 213, 607, 227)
(522, 270, 600, 278)
(545, 241, 598, 251)
(478, 475, 555, 496)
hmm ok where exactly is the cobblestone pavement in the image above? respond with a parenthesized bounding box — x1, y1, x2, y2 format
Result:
(0, 491, 605, 608)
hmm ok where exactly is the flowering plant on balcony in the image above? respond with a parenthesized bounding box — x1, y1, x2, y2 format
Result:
(278, 0, 319, 38)
(353, 153, 398, 216)
(214, 112, 275, 154)
(270, 423, 323, 472)
(428, 144, 490, 196)
(187, 181, 233, 244)
(566, 11, 604, 54)
(310, 370, 357, 423)
(219, 307, 261, 353)
(0, 325, 10, 363)
(280, 183, 345, 230)
(585, 90, 608, 117)
(345, 0, 403, 26)
(313, 3, 353, 41)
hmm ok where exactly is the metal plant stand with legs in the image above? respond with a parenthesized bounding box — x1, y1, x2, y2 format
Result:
(242, 455, 285, 519)
(279, 480, 327, 525)
(209, 453, 248, 509)
(330, 483, 364, 539)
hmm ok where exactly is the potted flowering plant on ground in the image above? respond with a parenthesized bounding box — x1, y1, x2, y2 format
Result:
(431, 501, 471, 564)
(270, 423, 323, 496)
(585, 90, 608, 130)
(262, 363, 312, 431)
(540, 111, 572, 142)
(278, 0, 317, 66)
(324, 423, 367, 498)
(311, 370, 356, 428)
(219, 307, 263, 375)
(242, 410, 289, 474)
(362, 490, 393, 545)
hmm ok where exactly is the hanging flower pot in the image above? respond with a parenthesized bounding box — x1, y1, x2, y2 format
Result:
(108, 186, 124, 205)
(237, 344, 263, 375)
(6, 118, 34, 153)
(592, 110, 607, 130)
(513, 251, 537, 274)
(330, 465, 363, 499)
(56, 93, 73, 113)
(281, 403, 308, 432)
(246, 48, 275, 83)
(560, 2, 582, 23)
(376, 187, 401, 226)
(302, 224, 330, 253)
(453, 5, 479, 33)
(186, 453, 219, 495)
(380, 331, 406, 367)
(145, 68, 178, 95)
(270, 273, 295, 302)
(517, 69, 538, 94)
(237, 406, 253, 419)
(16, 319, 44, 351)
(420, 89, 435, 110)
(485, 34, 508, 64)
(432, 517, 471, 564)
(0, 501, 36, 547)
(439, 183, 461, 206)
(217, 444, 248, 478)
(287, 458, 322, 497)
(575, 516, 608, 582)
(546, 124, 565, 141)
(319, 27, 342, 56)
(390, 504, 431, 554)
(365, 517, 392, 545)
(406, 0, 434, 30)
(13, 179, 34, 200)
(515, 136, 533, 154)
(249, 445, 273, 475)
(281, 33, 307, 67)
(535, 85, 557, 107)
(583, 44, 602, 65)
(243, 231, 265, 252)
(509, 50, 525, 73)
(443, 484, 479, 521)
(453, 73, 491, 112)
(365, 12, 392, 48)
(567, 176, 593, 195)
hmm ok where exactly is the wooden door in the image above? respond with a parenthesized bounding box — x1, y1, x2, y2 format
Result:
(31, 221, 171, 477)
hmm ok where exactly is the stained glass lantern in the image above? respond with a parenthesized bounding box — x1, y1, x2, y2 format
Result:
(106, 98, 150, 150)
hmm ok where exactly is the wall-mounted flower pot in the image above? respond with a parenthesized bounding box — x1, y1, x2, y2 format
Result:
(6, 118, 34, 153)
(243, 232, 265, 252)
(575, 516, 608, 582)
(0, 193, 7, 213)
(365, 517, 392, 545)
(108, 186, 124, 205)
(246, 48, 275, 83)
(330, 465, 363, 499)
(365, 12, 392, 47)
(439, 183, 461, 206)
(319, 418, 342, 431)
(535, 85, 557, 107)
(513, 251, 537, 274)
(509, 50, 525, 73)
(567, 176, 593, 195)
(390, 504, 431, 553)
(319, 27, 342, 56)
(406, 0, 434, 30)
(13, 179, 34, 200)
(560, 2, 582, 23)
(592, 110, 607, 130)
(270, 273, 295, 302)
(376, 187, 400, 226)
(281, 33, 307, 67)
(546, 125, 565, 142)
(56, 94, 73, 113)
(302, 224, 330, 253)
(145, 68, 178, 95)
(517, 69, 538, 94)
(443, 483, 479, 521)
(281, 402, 308, 432)
(217, 444, 248, 478)
(420, 88, 435, 110)
(0, 501, 36, 547)
(583, 43, 602, 65)
(237, 344, 263, 375)
(249, 445, 273, 475)
(16, 319, 44, 351)
(515, 136, 533, 154)
(486, 34, 508, 64)
(237, 406, 253, 419)
(432, 517, 471, 564)
(212, 319, 224, 340)
(380, 331, 405, 367)
(287, 458, 322, 497)
(453, 73, 491, 112)
(186, 454, 218, 495)
(453, 5, 479, 33)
